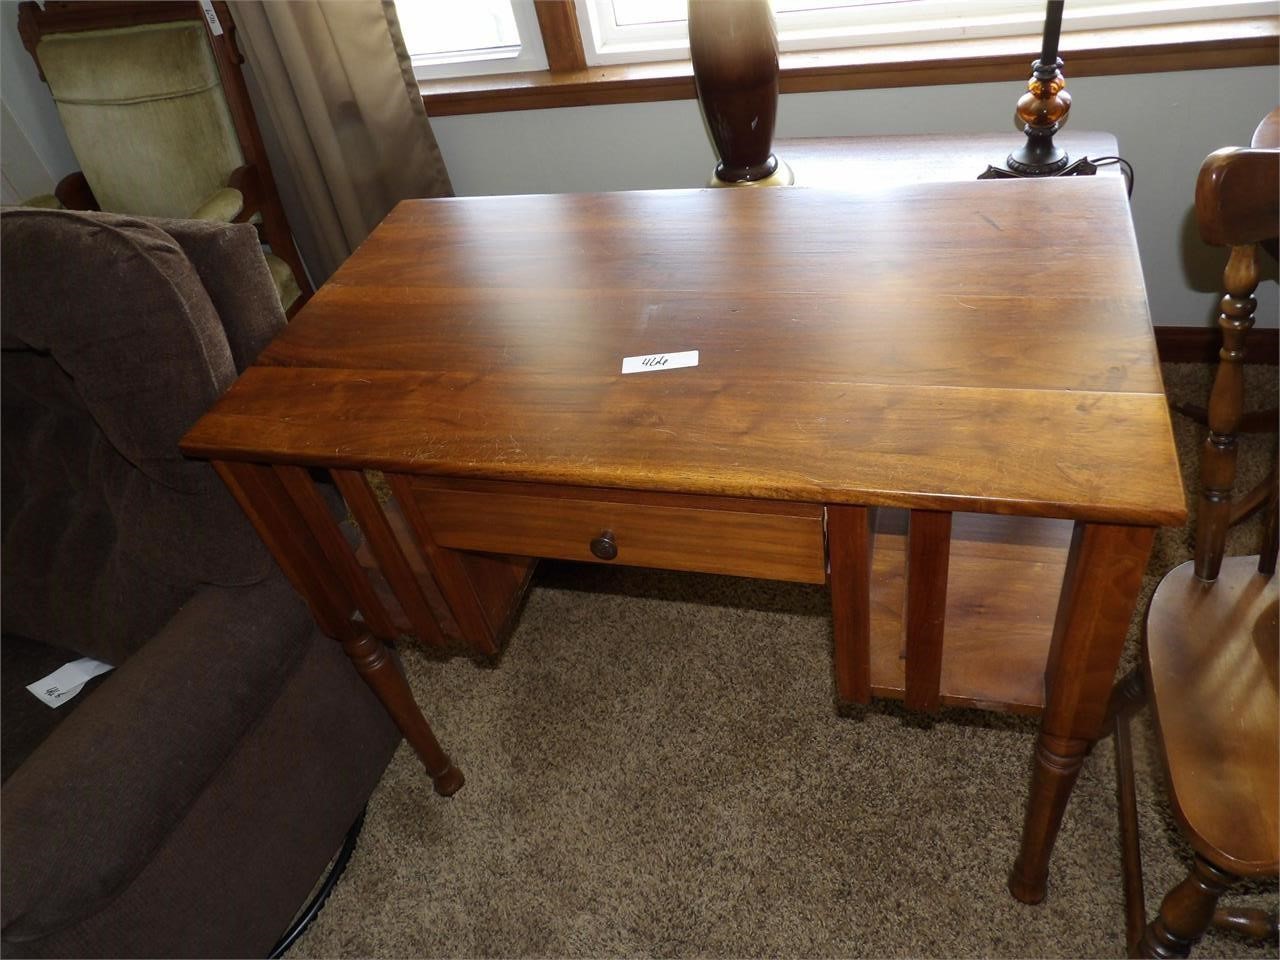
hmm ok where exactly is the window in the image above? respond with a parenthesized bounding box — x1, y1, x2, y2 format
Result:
(415, 0, 1276, 115)
(574, 0, 1276, 67)
(402, 0, 1275, 94)
(396, 0, 547, 80)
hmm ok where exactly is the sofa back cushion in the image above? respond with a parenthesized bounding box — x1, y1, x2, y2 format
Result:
(1, 209, 277, 663)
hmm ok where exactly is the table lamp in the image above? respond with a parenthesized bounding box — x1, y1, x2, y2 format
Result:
(981, 0, 1099, 179)
(688, 0, 793, 187)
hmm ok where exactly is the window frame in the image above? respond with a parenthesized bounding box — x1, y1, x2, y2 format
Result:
(569, 0, 1276, 67)
(402, 0, 550, 81)
(417, 1, 1279, 116)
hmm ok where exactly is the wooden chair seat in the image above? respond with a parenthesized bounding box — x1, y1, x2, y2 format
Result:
(1146, 556, 1279, 877)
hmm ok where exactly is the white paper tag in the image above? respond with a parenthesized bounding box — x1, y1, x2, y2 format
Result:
(621, 350, 699, 374)
(199, 0, 225, 36)
(27, 657, 114, 708)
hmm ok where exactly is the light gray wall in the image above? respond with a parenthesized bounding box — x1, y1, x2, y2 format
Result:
(1, 0, 1273, 331)
(0, 0, 76, 201)
(430, 66, 1279, 329)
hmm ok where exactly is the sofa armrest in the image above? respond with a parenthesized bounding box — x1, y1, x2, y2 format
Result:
(1, 574, 315, 943)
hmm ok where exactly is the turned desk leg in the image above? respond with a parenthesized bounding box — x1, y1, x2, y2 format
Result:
(340, 629, 464, 796)
(1009, 521, 1154, 904)
(213, 460, 463, 797)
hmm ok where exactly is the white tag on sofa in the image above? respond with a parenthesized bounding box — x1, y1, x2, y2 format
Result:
(26, 657, 114, 708)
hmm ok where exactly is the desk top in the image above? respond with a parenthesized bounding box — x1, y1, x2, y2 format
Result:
(183, 175, 1185, 526)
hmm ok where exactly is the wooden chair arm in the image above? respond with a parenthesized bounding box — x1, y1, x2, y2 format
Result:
(226, 164, 263, 224)
(1195, 146, 1280, 247)
(54, 171, 99, 211)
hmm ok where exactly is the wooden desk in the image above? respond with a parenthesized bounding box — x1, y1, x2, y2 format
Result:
(181, 175, 1185, 905)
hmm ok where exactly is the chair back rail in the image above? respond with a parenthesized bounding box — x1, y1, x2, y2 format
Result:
(1191, 141, 1279, 581)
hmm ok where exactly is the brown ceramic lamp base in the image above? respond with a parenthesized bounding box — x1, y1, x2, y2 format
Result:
(690, 0, 792, 192)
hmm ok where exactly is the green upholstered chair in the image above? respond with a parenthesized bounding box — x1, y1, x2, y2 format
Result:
(17, 0, 311, 314)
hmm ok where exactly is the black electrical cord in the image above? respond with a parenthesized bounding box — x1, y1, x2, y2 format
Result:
(268, 806, 368, 958)
(1089, 156, 1135, 197)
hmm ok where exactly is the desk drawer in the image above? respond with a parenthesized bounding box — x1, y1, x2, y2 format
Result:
(407, 479, 827, 585)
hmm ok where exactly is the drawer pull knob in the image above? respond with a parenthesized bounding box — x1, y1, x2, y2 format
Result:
(589, 531, 618, 561)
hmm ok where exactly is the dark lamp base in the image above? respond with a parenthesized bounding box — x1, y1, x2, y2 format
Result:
(1006, 142, 1069, 175)
(978, 156, 1099, 181)
(714, 153, 779, 184)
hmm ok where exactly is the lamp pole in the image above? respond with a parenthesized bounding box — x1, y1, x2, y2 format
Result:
(1007, 0, 1071, 175)
(981, 1, 1101, 180)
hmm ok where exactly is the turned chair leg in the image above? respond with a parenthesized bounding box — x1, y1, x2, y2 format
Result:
(1140, 855, 1236, 958)
(1260, 470, 1279, 576)
(1109, 667, 1147, 723)
(1112, 667, 1149, 957)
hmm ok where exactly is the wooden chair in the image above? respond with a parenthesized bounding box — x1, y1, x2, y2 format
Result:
(16, 0, 311, 315)
(1111, 133, 1280, 959)
(1170, 108, 1279, 523)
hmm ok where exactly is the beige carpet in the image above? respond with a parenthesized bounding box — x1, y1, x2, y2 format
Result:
(288, 362, 1278, 959)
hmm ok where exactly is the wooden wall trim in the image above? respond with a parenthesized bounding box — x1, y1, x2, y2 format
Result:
(1156, 326, 1280, 364)
(421, 17, 1278, 117)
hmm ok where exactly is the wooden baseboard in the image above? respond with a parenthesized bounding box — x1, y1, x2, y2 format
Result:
(1156, 326, 1279, 364)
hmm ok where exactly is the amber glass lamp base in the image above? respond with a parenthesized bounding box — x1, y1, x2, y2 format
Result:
(981, 50, 1097, 181)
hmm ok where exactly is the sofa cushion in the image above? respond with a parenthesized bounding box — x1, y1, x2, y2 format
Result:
(1, 208, 272, 664)
(0, 634, 113, 783)
(0, 575, 315, 944)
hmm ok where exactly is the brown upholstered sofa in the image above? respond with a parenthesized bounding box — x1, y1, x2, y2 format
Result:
(0, 208, 399, 957)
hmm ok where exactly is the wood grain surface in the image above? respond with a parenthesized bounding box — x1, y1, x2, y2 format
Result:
(409, 478, 826, 584)
(273, 464, 400, 641)
(868, 510, 1073, 714)
(904, 509, 952, 713)
(1146, 556, 1279, 877)
(331, 468, 448, 648)
(532, 0, 586, 73)
(183, 178, 1183, 527)
(828, 504, 874, 705)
